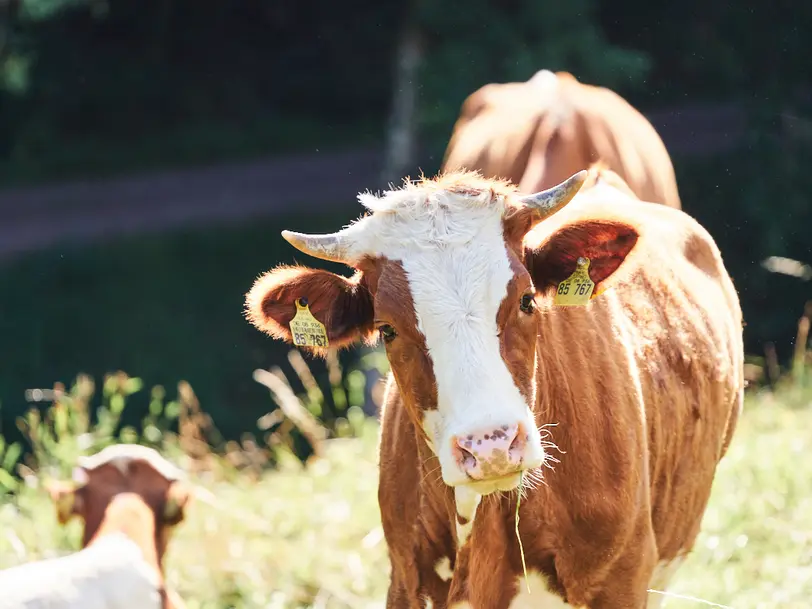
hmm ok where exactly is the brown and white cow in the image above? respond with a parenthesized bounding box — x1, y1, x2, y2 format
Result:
(23, 444, 192, 609)
(245, 166, 743, 608)
(442, 70, 683, 210)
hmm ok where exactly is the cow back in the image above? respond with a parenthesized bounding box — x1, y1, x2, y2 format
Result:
(442, 71, 683, 210)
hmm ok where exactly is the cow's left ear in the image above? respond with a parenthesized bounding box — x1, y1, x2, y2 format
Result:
(163, 481, 192, 526)
(525, 219, 639, 298)
(245, 264, 375, 353)
(44, 480, 82, 524)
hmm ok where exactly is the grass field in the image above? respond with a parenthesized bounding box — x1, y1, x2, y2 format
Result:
(1, 365, 811, 609)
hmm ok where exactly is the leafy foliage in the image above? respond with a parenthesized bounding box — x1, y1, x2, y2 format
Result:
(675, 113, 812, 359)
(0, 0, 396, 184)
(0, 344, 386, 497)
(416, 0, 652, 139)
(0, 208, 374, 444)
(598, 0, 812, 107)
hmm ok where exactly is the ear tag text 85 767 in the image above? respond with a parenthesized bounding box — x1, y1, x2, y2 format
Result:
(289, 298, 329, 348)
(554, 257, 595, 306)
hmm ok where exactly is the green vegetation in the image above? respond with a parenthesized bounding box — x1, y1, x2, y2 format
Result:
(415, 0, 651, 139)
(0, 208, 373, 444)
(0, 1, 397, 187)
(0, 115, 382, 188)
(674, 124, 812, 360)
(7, 0, 804, 187)
(1, 338, 810, 607)
(668, 385, 812, 609)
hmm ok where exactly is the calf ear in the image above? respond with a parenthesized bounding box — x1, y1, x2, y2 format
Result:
(526, 220, 639, 298)
(163, 481, 192, 526)
(44, 480, 82, 524)
(245, 265, 375, 352)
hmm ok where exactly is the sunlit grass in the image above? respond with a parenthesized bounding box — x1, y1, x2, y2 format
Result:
(666, 386, 812, 609)
(1, 365, 811, 608)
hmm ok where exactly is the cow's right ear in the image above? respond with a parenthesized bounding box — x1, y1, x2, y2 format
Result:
(245, 265, 375, 352)
(44, 480, 82, 524)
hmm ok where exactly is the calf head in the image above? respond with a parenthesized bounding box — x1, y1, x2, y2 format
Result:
(45, 444, 192, 557)
(246, 170, 639, 495)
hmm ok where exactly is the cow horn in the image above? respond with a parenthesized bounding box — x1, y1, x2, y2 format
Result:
(281, 222, 366, 265)
(517, 170, 588, 219)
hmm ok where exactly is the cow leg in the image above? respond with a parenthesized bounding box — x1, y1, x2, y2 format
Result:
(585, 522, 658, 609)
(644, 555, 686, 609)
(383, 523, 454, 609)
(385, 570, 411, 609)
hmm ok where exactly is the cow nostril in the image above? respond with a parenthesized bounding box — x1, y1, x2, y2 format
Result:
(452, 441, 478, 473)
(460, 447, 477, 471)
(508, 427, 526, 461)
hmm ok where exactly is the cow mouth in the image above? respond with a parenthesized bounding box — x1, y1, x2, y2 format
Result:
(464, 472, 524, 495)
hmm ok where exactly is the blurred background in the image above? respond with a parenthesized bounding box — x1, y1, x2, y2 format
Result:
(0, 1, 811, 607)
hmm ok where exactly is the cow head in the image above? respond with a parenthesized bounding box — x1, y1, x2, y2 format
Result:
(246, 170, 639, 495)
(45, 444, 192, 555)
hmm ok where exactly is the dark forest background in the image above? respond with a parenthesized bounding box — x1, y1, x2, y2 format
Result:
(0, 0, 810, 447)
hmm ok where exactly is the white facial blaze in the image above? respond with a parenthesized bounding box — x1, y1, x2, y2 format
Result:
(356, 186, 545, 488)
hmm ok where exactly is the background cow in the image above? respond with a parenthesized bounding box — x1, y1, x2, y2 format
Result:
(0, 444, 192, 609)
(244, 166, 743, 607)
(442, 70, 683, 210)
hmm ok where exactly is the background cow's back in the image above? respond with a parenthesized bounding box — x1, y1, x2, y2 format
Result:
(442, 70, 683, 210)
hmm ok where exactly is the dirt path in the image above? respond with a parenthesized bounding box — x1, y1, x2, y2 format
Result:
(0, 99, 747, 263)
(0, 147, 386, 262)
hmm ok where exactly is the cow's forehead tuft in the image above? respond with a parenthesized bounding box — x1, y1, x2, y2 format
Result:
(77, 444, 184, 481)
(357, 171, 517, 216)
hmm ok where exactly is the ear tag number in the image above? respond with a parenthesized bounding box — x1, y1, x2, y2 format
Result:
(554, 257, 595, 307)
(289, 298, 329, 348)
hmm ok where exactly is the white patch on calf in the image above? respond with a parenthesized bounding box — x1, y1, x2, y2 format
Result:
(454, 486, 481, 548)
(423, 597, 434, 609)
(358, 187, 545, 487)
(447, 573, 584, 609)
(456, 520, 474, 549)
(509, 572, 585, 608)
(0, 532, 161, 609)
(434, 556, 454, 582)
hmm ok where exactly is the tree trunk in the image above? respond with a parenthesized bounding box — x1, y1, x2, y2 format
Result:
(380, 19, 423, 188)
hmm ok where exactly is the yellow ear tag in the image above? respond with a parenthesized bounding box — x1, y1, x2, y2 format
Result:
(289, 298, 329, 348)
(554, 257, 595, 306)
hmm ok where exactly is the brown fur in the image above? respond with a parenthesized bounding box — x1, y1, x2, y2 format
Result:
(46, 450, 192, 609)
(442, 71, 683, 210)
(245, 170, 743, 607)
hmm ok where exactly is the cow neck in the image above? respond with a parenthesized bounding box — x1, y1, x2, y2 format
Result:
(85, 493, 169, 607)
(416, 300, 629, 533)
(535, 300, 627, 449)
(532, 298, 649, 532)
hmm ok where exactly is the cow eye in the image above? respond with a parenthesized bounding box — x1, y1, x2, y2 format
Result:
(519, 293, 535, 314)
(378, 324, 398, 343)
